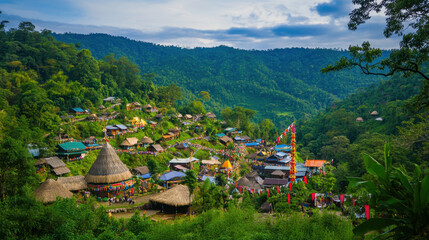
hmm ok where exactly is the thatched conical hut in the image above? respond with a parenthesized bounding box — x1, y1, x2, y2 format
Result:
(86, 142, 132, 184)
(150, 184, 193, 207)
(34, 179, 73, 203)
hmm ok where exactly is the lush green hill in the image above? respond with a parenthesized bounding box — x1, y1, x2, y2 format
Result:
(53, 33, 384, 128)
(296, 72, 428, 191)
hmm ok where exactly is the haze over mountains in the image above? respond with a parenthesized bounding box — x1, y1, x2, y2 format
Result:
(54, 33, 383, 128)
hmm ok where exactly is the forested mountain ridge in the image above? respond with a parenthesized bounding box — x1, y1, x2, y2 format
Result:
(53, 33, 384, 128)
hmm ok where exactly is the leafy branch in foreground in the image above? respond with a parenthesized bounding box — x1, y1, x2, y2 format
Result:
(349, 144, 429, 239)
(322, 0, 429, 81)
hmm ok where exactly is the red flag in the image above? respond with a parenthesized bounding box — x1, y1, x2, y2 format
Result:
(311, 193, 316, 201)
(276, 137, 280, 143)
(286, 128, 289, 133)
(292, 123, 295, 133)
(239, 186, 241, 192)
(364, 205, 370, 220)
(340, 194, 345, 205)
(287, 193, 291, 204)
(252, 189, 255, 198)
(276, 185, 279, 194)
(282, 131, 286, 136)
(289, 182, 292, 192)
(352, 198, 355, 207)
(106, 138, 109, 143)
(304, 176, 307, 185)
(267, 189, 269, 198)
(235, 181, 238, 187)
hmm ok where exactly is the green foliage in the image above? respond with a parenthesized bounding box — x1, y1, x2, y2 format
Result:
(351, 144, 429, 239)
(53, 33, 384, 127)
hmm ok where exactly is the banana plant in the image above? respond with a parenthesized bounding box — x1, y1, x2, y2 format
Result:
(349, 144, 429, 239)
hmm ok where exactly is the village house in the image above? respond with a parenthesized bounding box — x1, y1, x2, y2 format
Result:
(126, 102, 142, 111)
(148, 144, 164, 153)
(44, 156, 71, 176)
(120, 137, 141, 150)
(105, 124, 128, 136)
(70, 108, 85, 115)
(57, 141, 87, 160)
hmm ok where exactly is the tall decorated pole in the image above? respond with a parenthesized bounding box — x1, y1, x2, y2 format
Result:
(290, 122, 296, 182)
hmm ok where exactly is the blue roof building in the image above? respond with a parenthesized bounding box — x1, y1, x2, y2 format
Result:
(159, 171, 186, 181)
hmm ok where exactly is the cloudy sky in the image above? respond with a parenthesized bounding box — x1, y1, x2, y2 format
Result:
(0, 0, 399, 49)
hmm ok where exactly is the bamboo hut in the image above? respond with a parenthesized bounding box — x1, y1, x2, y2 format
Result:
(34, 179, 73, 203)
(57, 175, 88, 192)
(140, 136, 153, 147)
(85, 142, 133, 197)
(150, 185, 193, 213)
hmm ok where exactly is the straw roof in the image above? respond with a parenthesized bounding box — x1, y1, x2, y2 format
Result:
(134, 166, 149, 175)
(356, 117, 364, 122)
(143, 104, 152, 109)
(271, 170, 286, 176)
(34, 179, 73, 203)
(169, 127, 181, 133)
(52, 166, 71, 176)
(237, 177, 253, 188)
(120, 137, 139, 146)
(99, 105, 106, 110)
(370, 110, 379, 116)
(45, 157, 66, 168)
(85, 142, 132, 184)
(150, 185, 193, 207)
(57, 176, 87, 191)
(149, 144, 164, 152)
(219, 135, 233, 145)
(140, 136, 154, 144)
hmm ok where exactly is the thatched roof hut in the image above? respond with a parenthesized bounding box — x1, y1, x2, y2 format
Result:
(150, 185, 193, 207)
(356, 117, 364, 122)
(133, 166, 150, 175)
(85, 142, 132, 184)
(370, 110, 379, 116)
(140, 136, 154, 144)
(57, 175, 87, 191)
(120, 137, 139, 147)
(34, 179, 73, 203)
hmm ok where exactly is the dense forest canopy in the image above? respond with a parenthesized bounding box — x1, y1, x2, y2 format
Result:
(52, 33, 387, 128)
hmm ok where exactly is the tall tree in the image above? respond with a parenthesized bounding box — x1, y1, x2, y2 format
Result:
(322, 0, 429, 81)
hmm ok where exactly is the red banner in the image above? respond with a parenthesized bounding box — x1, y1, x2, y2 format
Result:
(304, 176, 307, 184)
(267, 189, 269, 198)
(287, 193, 290, 204)
(311, 193, 315, 201)
(365, 205, 370, 220)
(289, 182, 292, 192)
(340, 194, 345, 205)
(276, 185, 279, 194)
(352, 198, 355, 207)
